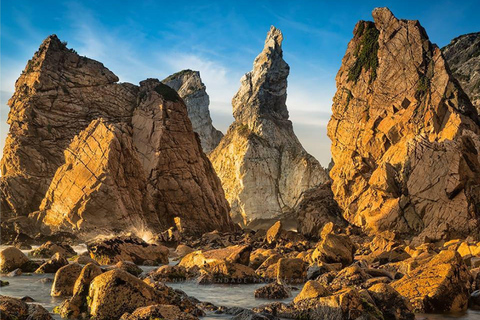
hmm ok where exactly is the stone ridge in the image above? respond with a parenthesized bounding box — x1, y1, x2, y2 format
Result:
(162, 70, 223, 153)
(209, 26, 329, 228)
(327, 7, 480, 242)
(442, 32, 480, 113)
(1, 35, 235, 238)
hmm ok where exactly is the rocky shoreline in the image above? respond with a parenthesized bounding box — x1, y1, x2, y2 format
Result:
(2, 221, 480, 319)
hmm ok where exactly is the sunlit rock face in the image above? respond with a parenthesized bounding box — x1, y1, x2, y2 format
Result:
(209, 26, 329, 228)
(328, 7, 480, 241)
(442, 32, 480, 114)
(0, 35, 235, 238)
(163, 70, 223, 153)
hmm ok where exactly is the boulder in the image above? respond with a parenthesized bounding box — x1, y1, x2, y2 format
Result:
(51, 263, 83, 296)
(179, 245, 252, 270)
(114, 261, 143, 277)
(265, 221, 283, 244)
(87, 235, 169, 265)
(35, 252, 68, 273)
(175, 245, 194, 258)
(197, 261, 258, 284)
(293, 280, 330, 303)
(254, 282, 291, 299)
(29, 242, 76, 258)
(276, 258, 306, 284)
(392, 250, 472, 312)
(295, 183, 348, 239)
(469, 290, 480, 310)
(311, 224, 355, 267)
(0, 247, 36, 273)
(120, 304, 198, 320)
(58, 263, 103, 318)
(88, 269, 164, 320)
(249, 249, 276, 270)
(0, 295, 53, 320)
(368, 283, 414, 320)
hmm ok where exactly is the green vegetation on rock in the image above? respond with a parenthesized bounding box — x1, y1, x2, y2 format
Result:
(348, 21, 380, 84)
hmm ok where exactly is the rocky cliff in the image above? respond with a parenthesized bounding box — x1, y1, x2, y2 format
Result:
(209, 26, 329, 228)
(442, 32, 480, 113)
(163, 70, 223, 153)
(327, 8, 480, 241)
(0, 35, 235, 238)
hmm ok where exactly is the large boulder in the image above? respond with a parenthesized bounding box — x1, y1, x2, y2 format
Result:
(311, 223, 355, 267)
(29, 242, 76, 258)
(179, 245, 252, 270)
(327, 7, 480, 241)
(276, 258, 306, 284)
(392, 250, 472, 312)
(120, 304, 198, 320)
(254, 282, 290, 299)
(0, 295, 53, 320)
(295, 182, 348, 239)
(0, 247, 36, 273)
(88, 269, 164, 320)
(209, 26, 328, 227)
(87, 235, 169, 265)
(293, 280, 330, 303)
(368, 283, 414, 320)
(35, 252, 68, 273)
(51, 263, 83, 296)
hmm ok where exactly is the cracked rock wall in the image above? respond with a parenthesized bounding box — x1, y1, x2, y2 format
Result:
(327, 8, 480, 241)
(1, 35, 235, 238)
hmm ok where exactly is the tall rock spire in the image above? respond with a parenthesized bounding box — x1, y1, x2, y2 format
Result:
(328, 8, 480, 242)
(163, 70, 223, 153)
(209, 26, 329, 228)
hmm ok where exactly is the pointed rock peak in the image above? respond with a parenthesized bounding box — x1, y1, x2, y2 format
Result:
(162, 69, 205, 93)
(265, 25, 284, 49)
(372, 7, 398, 27)
(232, 26, 290, 123)
(162, 69, 198, 83)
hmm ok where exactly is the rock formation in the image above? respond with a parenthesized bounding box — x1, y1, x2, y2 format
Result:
(162, 70, 223, 153)
(327, 8, 480, 241)
(0, 35, 235, 239)
(442, 32, 480, 113)
(209, 26, 329, 227)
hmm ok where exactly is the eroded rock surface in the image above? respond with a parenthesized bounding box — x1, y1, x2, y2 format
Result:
(163, 70, 223, 153)
(442, 32, 480, 113)
(0, 35, 235, 239)
(210, 26, 328, 227)
(327, 8, 480, 241)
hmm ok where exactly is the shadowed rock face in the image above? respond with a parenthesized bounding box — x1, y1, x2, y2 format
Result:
(209, 26, 329, 228)
(0, 35, 235, 238)
(328, 8, 480, 241)
(442, 32, 480, 114)
(162, 70, 223, 153)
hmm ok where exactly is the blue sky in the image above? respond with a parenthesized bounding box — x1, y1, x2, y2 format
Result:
(1, 1, 479, 166)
